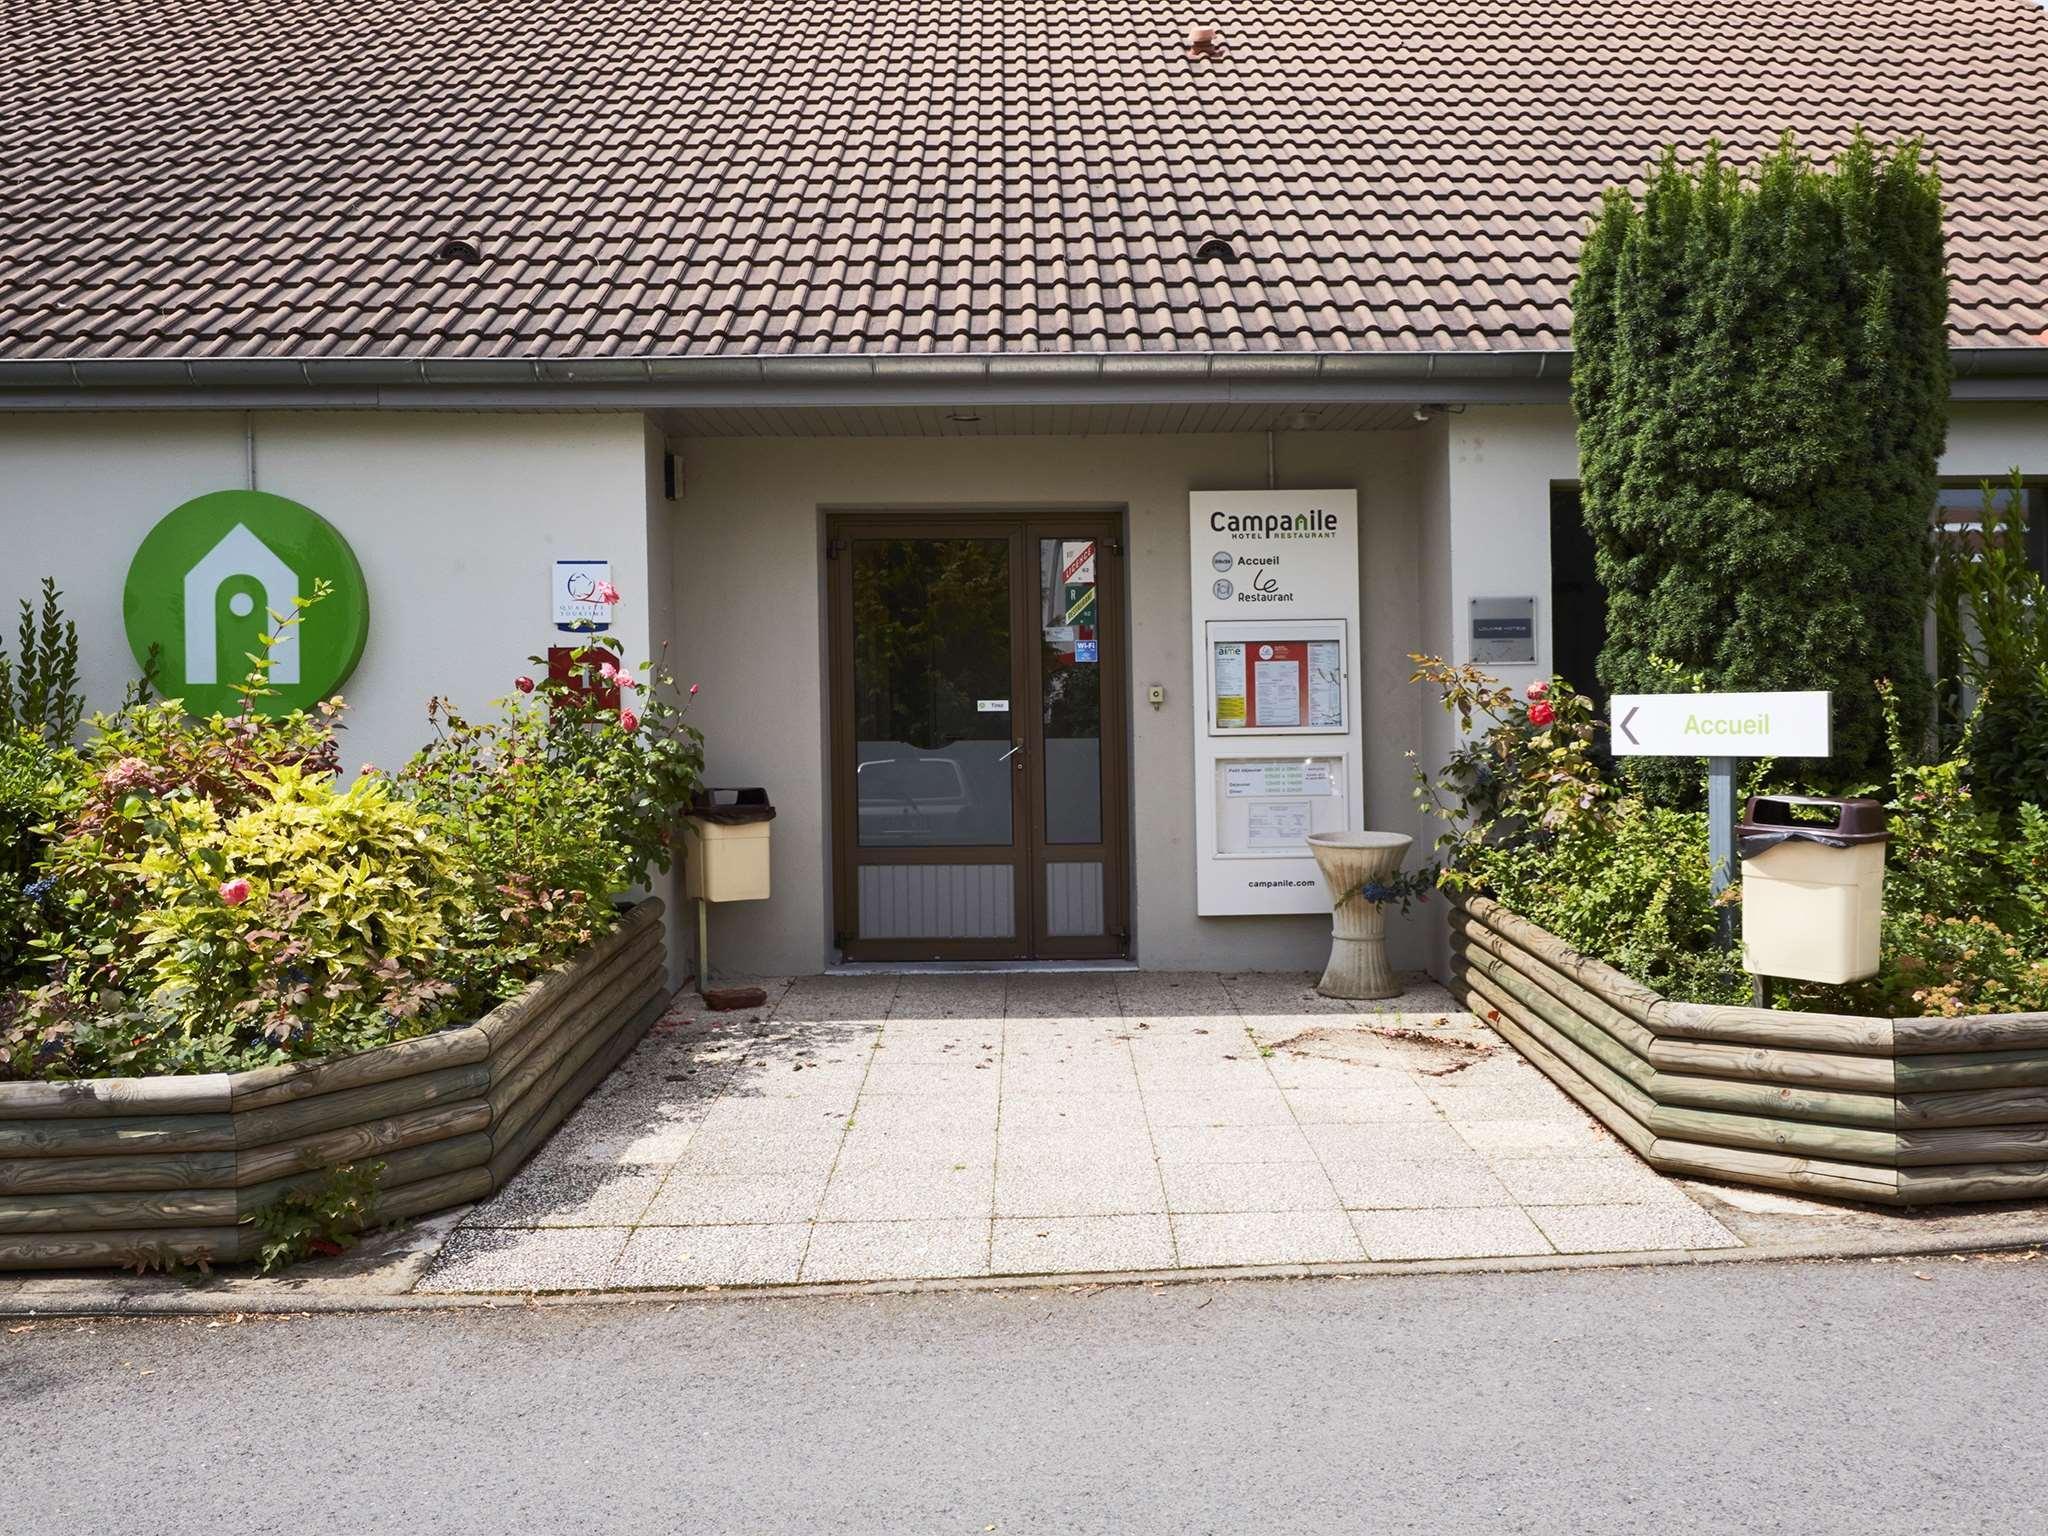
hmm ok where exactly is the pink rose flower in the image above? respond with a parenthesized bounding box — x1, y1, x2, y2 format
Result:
(1525, 680, 1550, 701)
(688, 682, 700, 696)
(619, 708, 641, 733)
(595, 581, 621, 605)
(599, 660, 619, 681)
(219, 878, 252, 907)
(616, 673, 639, 691)
(514, 676, 535, 694)
(1528, 701, 1556, 727)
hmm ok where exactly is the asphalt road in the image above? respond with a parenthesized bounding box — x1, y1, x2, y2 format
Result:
(5, 1256, 2045, 1535)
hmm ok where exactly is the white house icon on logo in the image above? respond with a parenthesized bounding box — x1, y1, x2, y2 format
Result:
(183, 523, 300, 686)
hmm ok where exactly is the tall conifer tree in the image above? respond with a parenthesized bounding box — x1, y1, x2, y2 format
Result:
(1573, 135, 1949, 796)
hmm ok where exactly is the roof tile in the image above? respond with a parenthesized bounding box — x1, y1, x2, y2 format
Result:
(3, 0, 2046, 360)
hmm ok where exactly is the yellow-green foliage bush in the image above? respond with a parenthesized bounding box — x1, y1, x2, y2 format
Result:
(131, 766, 472, 1064)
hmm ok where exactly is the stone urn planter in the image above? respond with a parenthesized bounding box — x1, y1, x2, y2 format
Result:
(1306, 831, 1414, 1000)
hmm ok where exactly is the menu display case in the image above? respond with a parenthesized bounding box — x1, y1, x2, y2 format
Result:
(1188, 493, 1365, 915)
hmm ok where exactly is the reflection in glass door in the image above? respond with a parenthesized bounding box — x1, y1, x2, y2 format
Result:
(829, 514, 1127, 961)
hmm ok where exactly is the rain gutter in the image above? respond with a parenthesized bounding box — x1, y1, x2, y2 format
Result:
(0, 347, 2041, 411)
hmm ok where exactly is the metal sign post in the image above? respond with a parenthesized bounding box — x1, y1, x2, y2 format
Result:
(1706, 756, 1738, 944)
(1609, 691, 1833, 949)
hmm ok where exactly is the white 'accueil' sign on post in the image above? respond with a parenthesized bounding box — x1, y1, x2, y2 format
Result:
(1608, 690, 1832, 759)
(1607, 690, 1834, 940)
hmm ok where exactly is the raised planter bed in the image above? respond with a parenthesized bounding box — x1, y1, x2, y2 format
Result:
(1450, 893, 2048, 1206)
(0, 899, 668, 1269)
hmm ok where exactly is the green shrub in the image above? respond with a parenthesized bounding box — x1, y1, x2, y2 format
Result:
(1935, 472, 2048, 813)
(2, 596, 708, 1082)
(125, 766, 472, 1067)
(29, 697, 344, 997)
(1573, 135, 1948, 798)
(402, 640, 704, 1000)
(251, 1161, 384, 1272)
(1418, 663, 2048, 1019)
(0, 577, 83, 745)
(0, 731, 64, 988)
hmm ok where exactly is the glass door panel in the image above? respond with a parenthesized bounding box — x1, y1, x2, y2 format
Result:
(1038, 537, 1103, 845)
(830, 515, 1125, 961)
(852, 537, 1014, 848)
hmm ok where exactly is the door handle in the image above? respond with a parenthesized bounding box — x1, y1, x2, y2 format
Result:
(1001, 742, 1024, 769)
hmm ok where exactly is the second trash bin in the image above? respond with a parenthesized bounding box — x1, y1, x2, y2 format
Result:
(683, 787, 775, 904)
(1738, 794, 1888, 984)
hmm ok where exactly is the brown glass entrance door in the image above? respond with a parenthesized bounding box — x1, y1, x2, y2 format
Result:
(828, 514, 1128, 961)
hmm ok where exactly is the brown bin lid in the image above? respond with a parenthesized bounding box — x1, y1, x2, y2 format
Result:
(1738, 794, 1887, 854)
(687, 786, 776, 825)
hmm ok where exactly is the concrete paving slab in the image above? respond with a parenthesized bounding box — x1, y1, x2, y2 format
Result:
(1350, 1205, 1555, 1262)
(1488, 1155, 1690, 1208)
(1325, 1155, 1516, 1211)
(1140, 1088, 1297, 1128)
(1160, 1160, 1346, 1215)
(1171, 1210, 1366, 1267)
(417, 1226, 627, 1293)
(998, 1125, 1155, 1166)
(1278, 1080, 1443, 1122)
(639, 1169, 832, 1227)
(818, 1162, 995, 1222)
(1128, 1053, 1278, 1092)
(1151, 1122, 1320, 1166)
(799, 1219, 992, 1283)
(995, 1157, 1167, 1218)
(1299, 1119, 1474, 1163)
(845, 1093, 1001, 1137)
(837, 1126, 998, 1170)
(1421, 1080, 1582, 1122)
(861, 1058, 1001, 1096)
(461, 1162, 666, 1229)
(694, 1095, 855, 1138)
(1449, 1115, 1622, 1157)
(996, 1091, 1146, 1134)
(1528, 1201, 1742, 1255)
(672, 1124, 849, 1176)
(612, 1224, 810, 1287)
(990, 1215, 1176, 1275)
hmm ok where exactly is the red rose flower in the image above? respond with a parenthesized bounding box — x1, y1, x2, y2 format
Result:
(1528, 701, 1555, 727)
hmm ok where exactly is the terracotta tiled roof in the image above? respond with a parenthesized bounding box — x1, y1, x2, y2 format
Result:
(4, 0, 2046, 361)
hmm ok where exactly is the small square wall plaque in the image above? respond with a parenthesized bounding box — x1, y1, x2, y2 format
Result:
(1470, 596, 1537, 664)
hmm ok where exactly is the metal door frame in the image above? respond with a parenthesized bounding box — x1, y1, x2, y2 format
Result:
(826, 510, 1130, 962)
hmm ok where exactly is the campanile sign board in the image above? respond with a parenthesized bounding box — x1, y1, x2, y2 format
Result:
(1189, 491, 1364, 916)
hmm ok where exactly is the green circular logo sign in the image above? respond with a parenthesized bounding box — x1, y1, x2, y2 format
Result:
(123, 490, 370, 716)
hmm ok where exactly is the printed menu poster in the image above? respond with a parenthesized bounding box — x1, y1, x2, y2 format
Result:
(1224, 760, 1340, 799)
(1253, 658, 1301, 727)
(1246, 799, 1311, 848)
(1213, 642, 1247, 727)
(1307, 640, 1343, 728)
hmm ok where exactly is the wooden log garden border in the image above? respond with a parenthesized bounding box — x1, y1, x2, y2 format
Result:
(0, 899, 669, 1269)
(1450, 893, 2048, 1206)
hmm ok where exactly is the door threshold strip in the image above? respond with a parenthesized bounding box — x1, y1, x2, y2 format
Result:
(829, 960, 1141, 975)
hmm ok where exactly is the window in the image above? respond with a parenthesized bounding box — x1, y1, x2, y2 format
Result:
(1549, 483, 1607, 700)
(1935, 479, 2046, 577)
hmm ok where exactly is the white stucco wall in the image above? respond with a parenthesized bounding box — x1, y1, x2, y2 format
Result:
(1943, 402, 2048, 477)
(0, 411, 658, 776)
(669, 429, 1438, 978)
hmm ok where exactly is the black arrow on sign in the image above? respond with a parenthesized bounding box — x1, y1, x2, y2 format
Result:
(1619, 705, 1640, 746)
